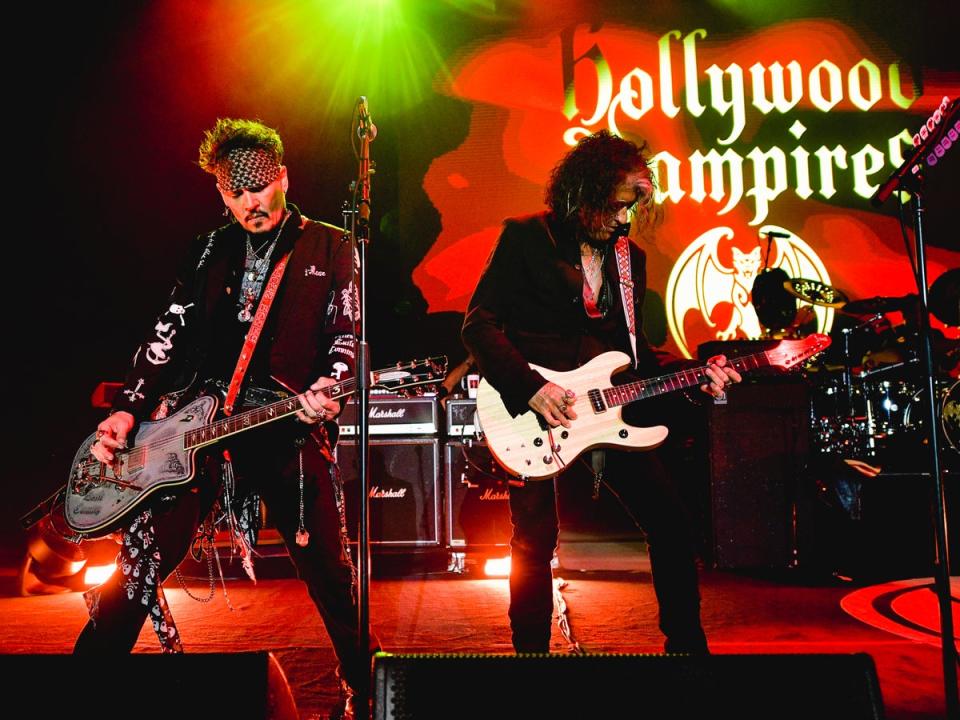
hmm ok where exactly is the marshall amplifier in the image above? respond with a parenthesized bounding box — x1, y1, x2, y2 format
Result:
(445, 398, 482, 437)
(338, 438, 441, 546)
(445, 440, 513, 548)
(339, 395, 439, 436)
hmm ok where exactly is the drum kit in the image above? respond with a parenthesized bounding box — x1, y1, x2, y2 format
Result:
(751, 268, 960, 461)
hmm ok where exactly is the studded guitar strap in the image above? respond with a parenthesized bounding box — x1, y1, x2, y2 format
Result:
(613, 235, 638, 368)
(223, 251, 292, 416)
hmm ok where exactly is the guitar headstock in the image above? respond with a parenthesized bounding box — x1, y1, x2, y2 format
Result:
(371, 355, 448, 397)
(764, 333, 832, 370)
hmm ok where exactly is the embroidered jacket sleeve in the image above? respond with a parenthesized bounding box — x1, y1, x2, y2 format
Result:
(111, 234, 211, 420)
(462, 222, 549, 417)
(320, 235, 358, 385)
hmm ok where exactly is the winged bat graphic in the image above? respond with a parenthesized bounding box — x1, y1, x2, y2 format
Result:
(665, 225, 835, 358)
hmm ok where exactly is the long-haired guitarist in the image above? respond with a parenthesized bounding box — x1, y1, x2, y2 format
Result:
(462, 130, 741, 654)
(74, 118, 371, 716)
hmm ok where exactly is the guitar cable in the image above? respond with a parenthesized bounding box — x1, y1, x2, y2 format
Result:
(545, 426, 568, 473)
(456, 442, 525, 487)
(576, 454, 644, 532)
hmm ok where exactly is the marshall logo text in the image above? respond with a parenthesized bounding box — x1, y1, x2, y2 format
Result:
(369, 486, 407, 499)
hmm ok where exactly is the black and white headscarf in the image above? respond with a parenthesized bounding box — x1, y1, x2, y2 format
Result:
(215, 147, 281, 194)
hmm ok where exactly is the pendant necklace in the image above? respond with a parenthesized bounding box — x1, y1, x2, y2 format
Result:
(238, 211, 290, 322)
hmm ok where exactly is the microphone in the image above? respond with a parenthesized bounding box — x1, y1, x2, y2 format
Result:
(357, 96, 378, 141)
(871, 96, 959, 207)
(761, 230, 790, 239)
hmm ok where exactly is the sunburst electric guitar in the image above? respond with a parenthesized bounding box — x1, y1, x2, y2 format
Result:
(64, 356, 447, 537)
(476, 335, 830, 480)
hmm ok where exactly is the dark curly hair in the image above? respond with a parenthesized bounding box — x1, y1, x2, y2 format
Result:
(545, 129, 656, 226)
(197, 118, 284, 174)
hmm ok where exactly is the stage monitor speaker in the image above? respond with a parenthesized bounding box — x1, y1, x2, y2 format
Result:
(338, 438, 441, 546)
(445, 440, 513, 548)
(708, 379, 810, 569)
(373, 652, 884, 719)
(0, 651, 298, 718)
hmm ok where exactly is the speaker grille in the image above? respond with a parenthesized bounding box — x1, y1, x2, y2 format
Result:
(374, 652, 884, 720)
(338, 439, 440, 545)
(708, 380, 810, 569)
(445, 441, 512, 548)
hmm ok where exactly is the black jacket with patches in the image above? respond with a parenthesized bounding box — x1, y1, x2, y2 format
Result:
(113, 204, 357, 420)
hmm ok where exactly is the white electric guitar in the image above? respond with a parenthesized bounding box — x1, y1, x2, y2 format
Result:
(476, 335, 830, 480)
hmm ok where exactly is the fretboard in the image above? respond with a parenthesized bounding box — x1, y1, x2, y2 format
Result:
(183, 377, 358, 449)
(601, 351, 769, 408)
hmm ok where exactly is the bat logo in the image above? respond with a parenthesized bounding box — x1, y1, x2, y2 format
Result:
(665, 225, 834, 358)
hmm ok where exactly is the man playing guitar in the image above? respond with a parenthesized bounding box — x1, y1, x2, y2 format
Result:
(462, 130, 741, 654)
(75, 118, 370, 718)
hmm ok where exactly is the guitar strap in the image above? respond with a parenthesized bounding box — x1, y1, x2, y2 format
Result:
(613, 236, 638, 368)
(223, 251, 292, 416)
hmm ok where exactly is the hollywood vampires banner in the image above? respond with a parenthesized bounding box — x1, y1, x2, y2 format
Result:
(414, 20, 958, 357)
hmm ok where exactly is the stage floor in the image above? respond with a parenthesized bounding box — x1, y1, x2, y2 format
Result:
(0, 539, 954, 719)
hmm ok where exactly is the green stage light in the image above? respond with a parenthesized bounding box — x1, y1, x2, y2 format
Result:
(292, 0, 451, 114)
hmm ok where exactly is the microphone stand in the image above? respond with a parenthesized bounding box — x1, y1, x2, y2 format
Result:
(346, 96, 376, 716)
(908, 188, 958, 720)
(874, 163, 958, 716)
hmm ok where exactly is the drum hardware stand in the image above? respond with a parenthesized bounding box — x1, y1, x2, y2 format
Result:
(840, 326, 855, 413)
(871, 99, 959, 715)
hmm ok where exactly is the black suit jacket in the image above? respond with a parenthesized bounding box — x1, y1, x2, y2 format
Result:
(462, 212, 677, 417)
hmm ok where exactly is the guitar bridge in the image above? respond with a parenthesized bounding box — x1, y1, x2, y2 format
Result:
(72, 456, 141, 495)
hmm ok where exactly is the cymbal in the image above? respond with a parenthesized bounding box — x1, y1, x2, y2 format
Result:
(841, 294, 918, 315)
(784, 278, 848, 307)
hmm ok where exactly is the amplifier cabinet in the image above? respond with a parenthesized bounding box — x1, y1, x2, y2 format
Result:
(444, 441, 513, 549)
(337, 438, 441, 546)
(708, 379, 810, 569)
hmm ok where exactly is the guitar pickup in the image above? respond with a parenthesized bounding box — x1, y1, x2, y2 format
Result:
(588, 388, 606, 413)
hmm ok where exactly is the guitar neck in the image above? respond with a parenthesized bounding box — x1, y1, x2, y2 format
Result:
(183, 376, 358, 449)
(602, 351, 770, 408)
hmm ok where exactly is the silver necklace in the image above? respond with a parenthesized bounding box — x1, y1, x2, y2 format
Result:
(238, 211, 290, 321)
(245, 211, 289, 279)
(245, 237, 278, 281)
